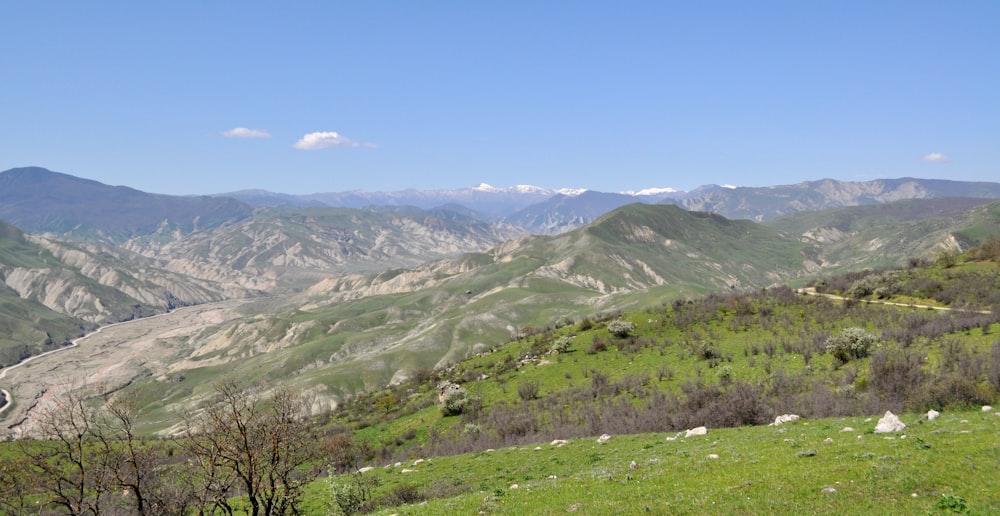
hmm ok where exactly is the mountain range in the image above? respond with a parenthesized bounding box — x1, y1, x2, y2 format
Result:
(2, 166, 1000, 432)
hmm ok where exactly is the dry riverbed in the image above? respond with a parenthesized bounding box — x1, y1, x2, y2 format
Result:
(0, 298, 260, 438)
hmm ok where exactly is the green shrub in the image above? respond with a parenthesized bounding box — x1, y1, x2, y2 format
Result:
(825, 327, 877, 364)
(550, 335, 574, 354)
(440, 387, 470, 416)
(607, 319, 636, 338)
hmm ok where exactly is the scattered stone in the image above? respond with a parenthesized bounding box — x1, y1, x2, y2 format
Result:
(797, 450, 817, 457)
(551, 439, 569, 447)
(927, 409, 940, 421)
(685, 426, 708, 438)
(548, 475, 558, 479)
(567, 503, 581, 512)
(874, 411, 906, 433)
(665, 436, 677, 441)
(509, 484, 519, 489)
(983, 405, 993, 412)
(824, 437, 834, 443)
(412, 459, 424, 466)
(822, 487, 837, 494)
(771, 414, 800, 426)
(394, 462, 402, 468)
(400, 469, 417, 474)
(597, 434, 612, 444)
(707, 454, 720, 460)
(436, 381, 462, 403)
(535, 446, 542, 451)
(357, 466, 374, 473)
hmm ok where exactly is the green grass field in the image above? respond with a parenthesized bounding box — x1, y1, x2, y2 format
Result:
(307, 409, 1000, 515)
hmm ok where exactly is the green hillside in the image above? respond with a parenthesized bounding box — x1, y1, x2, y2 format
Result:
(3, 243, 1000, 514)
(122, 204, 813, 427)
(0, 221, 89, 367)
(767, 198, 1000, 272)
(304, 250, 1000, 514)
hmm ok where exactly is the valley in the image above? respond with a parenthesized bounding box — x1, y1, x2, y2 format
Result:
(0, 298, 260, 437)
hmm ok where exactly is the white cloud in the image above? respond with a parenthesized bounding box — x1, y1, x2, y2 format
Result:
(221, 127, 271, 138)
(294, 131, 375, 150)
(922, 152, 949, 163)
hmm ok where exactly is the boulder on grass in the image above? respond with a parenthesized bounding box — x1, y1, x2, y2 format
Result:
(771, 414, 800, 426)
(874, 411, 906, 433)
(684, 426, 708, 438)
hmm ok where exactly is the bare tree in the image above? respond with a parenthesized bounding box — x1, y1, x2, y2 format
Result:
(98, 391, 196, 515)
(184, 379, 317, 515)
(21, 387, 114, 515)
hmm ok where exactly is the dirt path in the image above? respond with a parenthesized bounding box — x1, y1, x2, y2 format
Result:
(0, 298, 260, 437)
(795, 288, 992, 314)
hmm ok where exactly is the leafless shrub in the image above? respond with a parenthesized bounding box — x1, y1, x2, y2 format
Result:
(868, 346, 926, 412)
(517, 381, 540, 401)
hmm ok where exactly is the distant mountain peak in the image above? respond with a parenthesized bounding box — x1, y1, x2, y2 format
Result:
(471, 183, 554, 195)
(622, 187, 679, 196)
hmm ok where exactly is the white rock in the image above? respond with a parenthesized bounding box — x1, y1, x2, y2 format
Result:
(822, 487, 837, 494)
(357, 466, 374, 473)
(597, 434, 612, 444)
(685, 426, 708, 438)
(412, 459, 424, 466)
(534, 447, 542, 451)
(629, 461, 638, 470)
(551, 439, 569, 446)
(707, 454, 720, 460)
(510, 484, 519, 489)
(927, 410, 940, 421)
(824, 437, 834, 443)
(841, 427, 855, 432)
(874, 411, 906, 433)
(400, 469, 417, 474)
(983, 405, 993, 412)
(771, 414, 800, 426)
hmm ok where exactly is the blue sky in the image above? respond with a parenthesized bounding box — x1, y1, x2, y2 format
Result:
(2, 1, 997, 195)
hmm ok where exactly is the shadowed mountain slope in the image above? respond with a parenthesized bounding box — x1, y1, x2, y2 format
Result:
(0, 167, 253, 243)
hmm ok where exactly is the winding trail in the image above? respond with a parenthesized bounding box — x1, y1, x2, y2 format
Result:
(795, 288, 992, 315)
(0, 298, 260, 436)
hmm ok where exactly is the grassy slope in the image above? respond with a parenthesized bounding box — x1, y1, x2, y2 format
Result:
(306, 410, 1000, 515)
(0, 222, 88, 366)
(307, 254, 1000, 514)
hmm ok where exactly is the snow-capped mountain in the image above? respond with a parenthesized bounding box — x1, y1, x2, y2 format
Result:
(221, 183, 681, 218)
